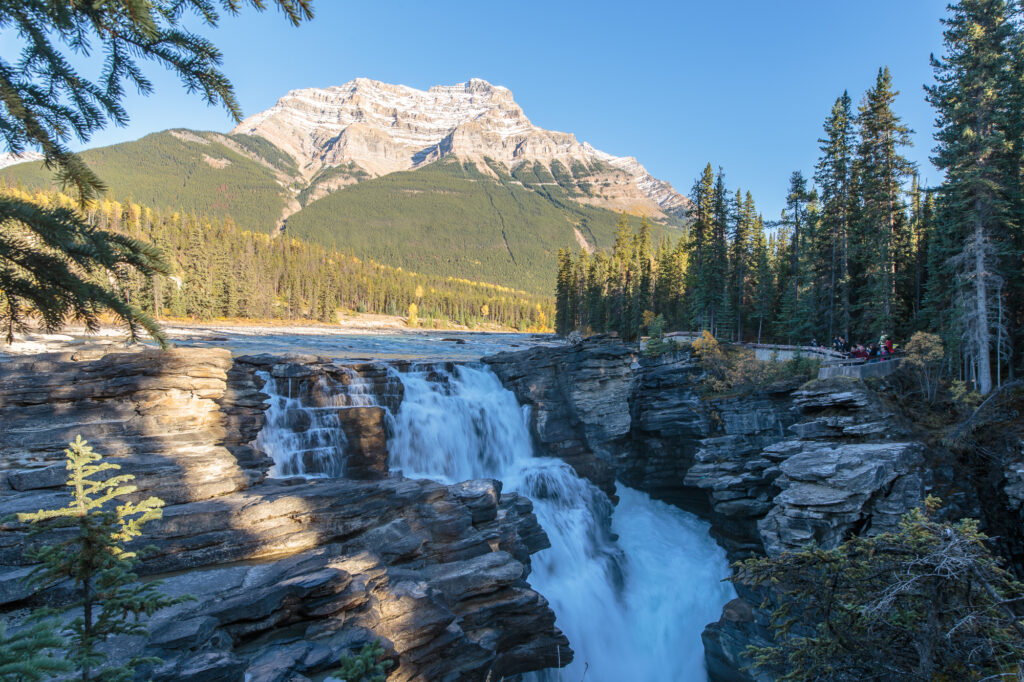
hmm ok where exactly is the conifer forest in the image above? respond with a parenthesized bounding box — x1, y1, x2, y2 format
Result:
(556, 3, 1024, 395)
(0, 183, 553, 332)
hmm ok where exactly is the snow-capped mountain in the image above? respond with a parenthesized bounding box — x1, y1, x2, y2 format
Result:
(232, 78, 688, 219)
(0, 151, 43, 170)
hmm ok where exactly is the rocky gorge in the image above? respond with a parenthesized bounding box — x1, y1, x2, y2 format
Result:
(0, 337, 1018, 681)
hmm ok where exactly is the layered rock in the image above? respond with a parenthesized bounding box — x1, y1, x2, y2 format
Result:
(484, 339, 638, 501)
(483, 339, 943, 682)
(232, 78, 689, 219)
(0, 348, 571, 681)
(0, 348, 269, 505)
(238, 354, 402, 479)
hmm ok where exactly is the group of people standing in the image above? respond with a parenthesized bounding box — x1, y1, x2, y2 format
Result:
(828, 334, 896, 362)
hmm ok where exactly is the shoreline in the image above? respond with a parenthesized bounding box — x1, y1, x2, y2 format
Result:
(1, 315, 555, 357)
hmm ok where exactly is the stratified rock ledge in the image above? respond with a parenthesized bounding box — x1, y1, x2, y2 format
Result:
(0, 348, 570, 681)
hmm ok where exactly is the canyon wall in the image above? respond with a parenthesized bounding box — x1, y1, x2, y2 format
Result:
(0, 349, 569, 682)
(1, 340, 1012, 681)
(484, 338, 976, 681)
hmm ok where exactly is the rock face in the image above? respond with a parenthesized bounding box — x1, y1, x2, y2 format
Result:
(239, 354, 403, 480)
(232, 78, 689, 220)
(0, 348, 269, 505)
(484, 339, 638, 501)
(0, 150, 43, 169)
(0, 348, 570, 681)
(484, 339, 947, 682)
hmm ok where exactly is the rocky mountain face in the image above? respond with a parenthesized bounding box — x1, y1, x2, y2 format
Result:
(233, 78, 689, 220)
(0, 151, 43, 170)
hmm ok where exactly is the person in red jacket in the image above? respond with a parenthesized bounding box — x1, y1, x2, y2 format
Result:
(884, 337, 894, 356)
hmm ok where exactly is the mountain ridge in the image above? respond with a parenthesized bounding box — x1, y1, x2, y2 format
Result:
(232, 77, 690, 222)
(2, 77, 688, 294)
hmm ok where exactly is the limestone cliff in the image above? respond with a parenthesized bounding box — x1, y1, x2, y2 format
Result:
(0, 349, 569, 681)
(232, 78, 689, 220)
(483, 338, 979, 681)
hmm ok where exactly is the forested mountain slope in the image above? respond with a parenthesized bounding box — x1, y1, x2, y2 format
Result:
(1, 78, 686, 295)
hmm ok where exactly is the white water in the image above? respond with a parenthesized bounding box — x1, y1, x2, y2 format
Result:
(256, 370, 377, 477)
(386, 364, 736, 681)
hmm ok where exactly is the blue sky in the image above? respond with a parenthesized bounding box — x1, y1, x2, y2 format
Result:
(66, 0, 949, 218)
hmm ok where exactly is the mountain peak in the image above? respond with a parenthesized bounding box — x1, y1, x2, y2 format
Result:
(232, 78, 687, 219)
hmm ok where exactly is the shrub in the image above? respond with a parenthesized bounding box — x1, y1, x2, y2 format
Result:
(950, 379, 982, 410)
(693, 336, 819, 396)
(901, 331, 945, 404)
(734, 497, 1024, 681)
(642, 314, 670, 357)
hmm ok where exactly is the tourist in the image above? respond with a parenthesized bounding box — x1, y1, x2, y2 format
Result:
(884, 336, 895, 355)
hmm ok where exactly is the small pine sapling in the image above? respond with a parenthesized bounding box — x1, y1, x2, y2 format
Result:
(329, 640, 394, 682)
(17, 436, 190, 682)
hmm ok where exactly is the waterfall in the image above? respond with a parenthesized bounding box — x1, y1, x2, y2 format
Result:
(256, 369, 376, 477)
(255, 362, 736, 679)
(387, 364, 736, 682)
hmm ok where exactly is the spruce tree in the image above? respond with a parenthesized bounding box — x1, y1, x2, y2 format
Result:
(0, 619, 71, 681)
(709, 169, 731, 337)
(18, 436, 188, 682)
(737, 499, 1024, 680)
(852, 67, 915, 342)
(728, 190, 755, 341)
(814, 92, 856, 339)
(555, 249, 573, 335)
(686, 164, 715, 330)
(0, 1, 313, 344)
(926, 0, 1019, 393)
(750, 214, 774, 343)
(776, 172, 810, 343)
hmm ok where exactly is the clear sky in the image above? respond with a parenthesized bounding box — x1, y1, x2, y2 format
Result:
(63, 0, 951, 219)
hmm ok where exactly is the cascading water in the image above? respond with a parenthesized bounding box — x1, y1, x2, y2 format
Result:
(386, 364, 736, 681)
(256, 369, 377, 477)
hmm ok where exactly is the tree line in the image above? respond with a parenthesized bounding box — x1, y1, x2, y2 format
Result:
(557, 0, 1024, 394)
(1, 182, 552, 332)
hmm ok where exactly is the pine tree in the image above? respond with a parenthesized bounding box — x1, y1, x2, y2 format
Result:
(555, 248, 572, 336)
(776, 172, 810, 342)
(814, 92, 856, 339)
(750, 214, 774, 343)
(852, 67, 916, 342)
(17, 436, 188, 682)
(736, 499, 1024, 680)
(728, 190, 755, 341)
(686, 164, 716, 330)
(926, 0, 1019, 394)
(709, 169, 731, 337)
(636, 217, 654, 331)
(0, 1, 313, 345)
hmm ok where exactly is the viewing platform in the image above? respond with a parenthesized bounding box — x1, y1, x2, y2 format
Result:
(817, 355, 903, 379)
(660, 333, 903, 379)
